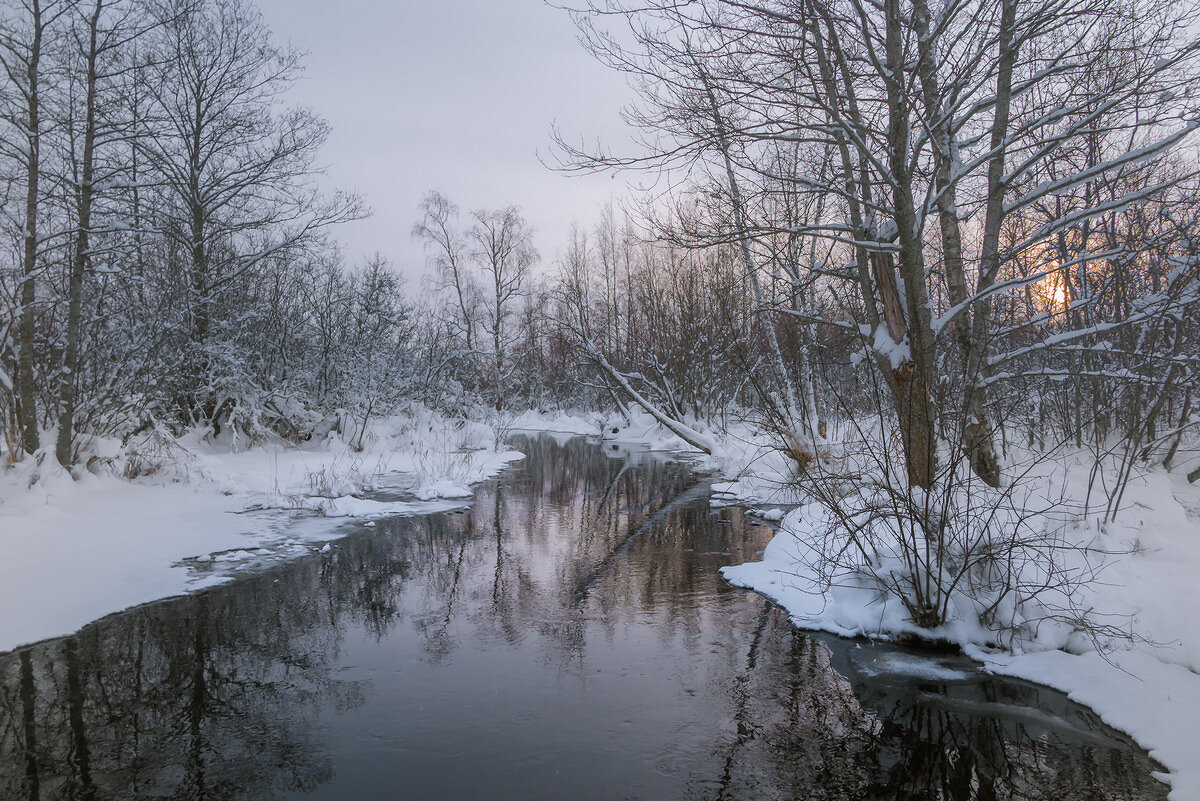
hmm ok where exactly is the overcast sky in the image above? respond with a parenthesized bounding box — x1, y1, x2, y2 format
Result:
(253, 0, 636, 279)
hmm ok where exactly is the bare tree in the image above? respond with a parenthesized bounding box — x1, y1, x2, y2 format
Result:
(0, 0, 75, 455)
(135, 0, 361, 427)
(413, 190, 478, 353)
(53, 0, 164, 466)
(469, 204, 537, 409)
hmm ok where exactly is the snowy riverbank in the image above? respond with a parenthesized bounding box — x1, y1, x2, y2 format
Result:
(0, 405, 775, 655)
(711, 442, 1200, 799)
(571, 411, 1200, 799)
(0, 408, 545, 653)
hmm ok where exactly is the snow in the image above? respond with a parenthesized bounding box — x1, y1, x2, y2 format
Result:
(720, 502, 997, 644)
(872, 324, 911, 369)
(296, 494, 465, 517)
(856, 651, 975, 682)
(509, 408, 601, 436)
(0, 408, 526, 653)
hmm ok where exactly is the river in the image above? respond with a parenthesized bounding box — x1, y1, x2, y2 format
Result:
(0, 434, 1167, 800)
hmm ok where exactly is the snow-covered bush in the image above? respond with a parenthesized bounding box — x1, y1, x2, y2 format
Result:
(786, 418, 1120, 649)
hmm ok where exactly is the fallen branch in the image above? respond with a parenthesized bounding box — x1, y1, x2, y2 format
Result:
(587, 345, 717, 455)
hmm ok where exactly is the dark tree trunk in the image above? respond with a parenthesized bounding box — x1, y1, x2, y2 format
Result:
(57, 0, 102, 468)
(15, 1, 44, 455)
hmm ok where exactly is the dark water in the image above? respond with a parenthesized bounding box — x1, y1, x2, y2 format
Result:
(0, 435, 1168, 800)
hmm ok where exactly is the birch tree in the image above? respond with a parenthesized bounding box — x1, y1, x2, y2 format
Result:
(413, 190, 479, 354)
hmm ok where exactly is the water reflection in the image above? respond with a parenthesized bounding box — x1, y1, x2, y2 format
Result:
(694, 613, 1163, 801)
(0, 435, 1168, 800)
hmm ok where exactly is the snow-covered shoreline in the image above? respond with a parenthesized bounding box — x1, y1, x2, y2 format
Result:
(0, 406, 721, 655)
(710, 444, 1200, 799)
(559, 411, 1199, 799)
(0, 409, 570, 654)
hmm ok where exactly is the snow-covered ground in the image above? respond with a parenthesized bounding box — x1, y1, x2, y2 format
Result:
(0, 408, 538, 653)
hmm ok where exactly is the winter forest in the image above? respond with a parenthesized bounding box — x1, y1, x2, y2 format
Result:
(1, 0, 1199, 799)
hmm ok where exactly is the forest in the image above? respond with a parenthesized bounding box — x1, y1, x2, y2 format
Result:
(1, 0, 1199, 796)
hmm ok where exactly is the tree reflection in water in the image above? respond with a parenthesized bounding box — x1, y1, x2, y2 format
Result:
(0, 435, 1168, 800)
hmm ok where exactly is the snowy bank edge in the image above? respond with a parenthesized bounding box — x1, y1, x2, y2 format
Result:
(720, 530, 1196, 801)
(0, 436, 530, 655)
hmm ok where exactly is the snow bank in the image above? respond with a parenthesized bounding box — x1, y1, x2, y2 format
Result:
(0, 408, 523, 653)
(508, 408, 601, 436)
(721, 502, 997, 645)
(720, 455, 1200, 800)
(597, 408, 810, 505)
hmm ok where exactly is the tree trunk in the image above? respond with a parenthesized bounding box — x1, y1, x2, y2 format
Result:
(590, 348, 716, 454)
(960, 0, 1019, 489)
(57, 0, 102, 468)
(16, 1, 44, 455)
(911, 0, 1001, 488)
(883, 0, 937, 490)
